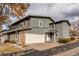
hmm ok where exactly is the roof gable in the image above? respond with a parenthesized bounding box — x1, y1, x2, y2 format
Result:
(10, 15, 55, 26)
(29, 15, 54, 22)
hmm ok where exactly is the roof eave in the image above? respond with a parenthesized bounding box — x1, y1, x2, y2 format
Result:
(50, 20, 71, 26)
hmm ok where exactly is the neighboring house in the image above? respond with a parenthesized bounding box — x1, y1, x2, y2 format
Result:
(1, 15, 71, 46)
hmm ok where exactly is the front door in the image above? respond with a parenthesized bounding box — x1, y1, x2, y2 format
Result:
(49, 33, 54, 42)
(46, 33, 54, 42)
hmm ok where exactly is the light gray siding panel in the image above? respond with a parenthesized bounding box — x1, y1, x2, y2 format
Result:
(11, 20, 31, 30)
(9, 33, 17, 42)
(27, 17, 54, 34)
(55, 22, 70, 39)
(62, 22, 69, 38)
(55, 23, 63, 38)
(30, 18, 53, 28)
(26, 27, 50, 34)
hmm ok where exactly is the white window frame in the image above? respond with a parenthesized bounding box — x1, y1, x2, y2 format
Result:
(51, 24, 55, 29)
(55, 32, 59, 37)
(52, 24, 55, 28)
(39, 20, 43, 27)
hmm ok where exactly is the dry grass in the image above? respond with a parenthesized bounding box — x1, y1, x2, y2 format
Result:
(0, 43, 22, 54)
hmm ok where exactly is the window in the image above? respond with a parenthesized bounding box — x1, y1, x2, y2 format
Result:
(12, 26, 16, 29)
(20, 24, 22, 27)
(55, 32, 59, 37)
(22, 22, 25, 27)
(56, 33, 58, 36)
(52, 25, 54, 28)
(39, 21, 43, 27)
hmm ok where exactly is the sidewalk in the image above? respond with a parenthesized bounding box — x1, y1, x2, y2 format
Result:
(54, 47, 79, 56)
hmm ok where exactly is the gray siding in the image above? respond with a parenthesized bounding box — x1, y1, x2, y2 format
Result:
(55, 22, 70, 38)
(26, 27, 50, 34)
(62, 22, 69, 38)
(9, 32, 17, 42)
(11, 20, 31, 30)
(55, 23, 63, 38)
(30, 18, 53, 28)
(27, 18, 53, 34)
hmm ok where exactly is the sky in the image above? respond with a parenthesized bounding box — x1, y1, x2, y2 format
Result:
(3, 3, 79, 30)
(26, 3, 79, 22)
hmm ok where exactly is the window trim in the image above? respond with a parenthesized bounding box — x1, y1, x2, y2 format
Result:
(20, 24, 22, 27)
(51, 24, 55, 29)
(55, 32, 59, 37)
(39, 20, 43, 27)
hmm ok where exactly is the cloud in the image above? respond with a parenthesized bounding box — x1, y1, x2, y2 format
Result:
(26, 3, 79, 22)
(62, 4, 79, 17)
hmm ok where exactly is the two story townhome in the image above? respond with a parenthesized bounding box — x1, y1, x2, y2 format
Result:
(1, 15, 71, 46)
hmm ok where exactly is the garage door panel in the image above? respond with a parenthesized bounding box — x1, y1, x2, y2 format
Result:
(25, 33, 45, 44)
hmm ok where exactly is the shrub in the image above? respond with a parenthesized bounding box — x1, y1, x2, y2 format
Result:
(58, 38, 71, 43)
(70, 37, 75, 41)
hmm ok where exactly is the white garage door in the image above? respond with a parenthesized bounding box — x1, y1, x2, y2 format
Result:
(25, 33, 45, 44)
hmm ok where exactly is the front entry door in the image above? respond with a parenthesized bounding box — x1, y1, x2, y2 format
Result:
(19, 31, 25, 47)
(46, 33, 54, 43)
(50, 33, 54, 42)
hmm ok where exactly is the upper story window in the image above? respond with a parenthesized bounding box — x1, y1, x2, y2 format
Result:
(50, 24, 55, 29)
(20, 24, 22, 27)
(51, 24, 55, 28)
(20, 22, 24, 28)
(55, 32, 59, 37)
(12, 25, 17, 29)
(39, 20, 43, 27)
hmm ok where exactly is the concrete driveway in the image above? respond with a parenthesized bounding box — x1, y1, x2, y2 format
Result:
(27, 43, 63, 51)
